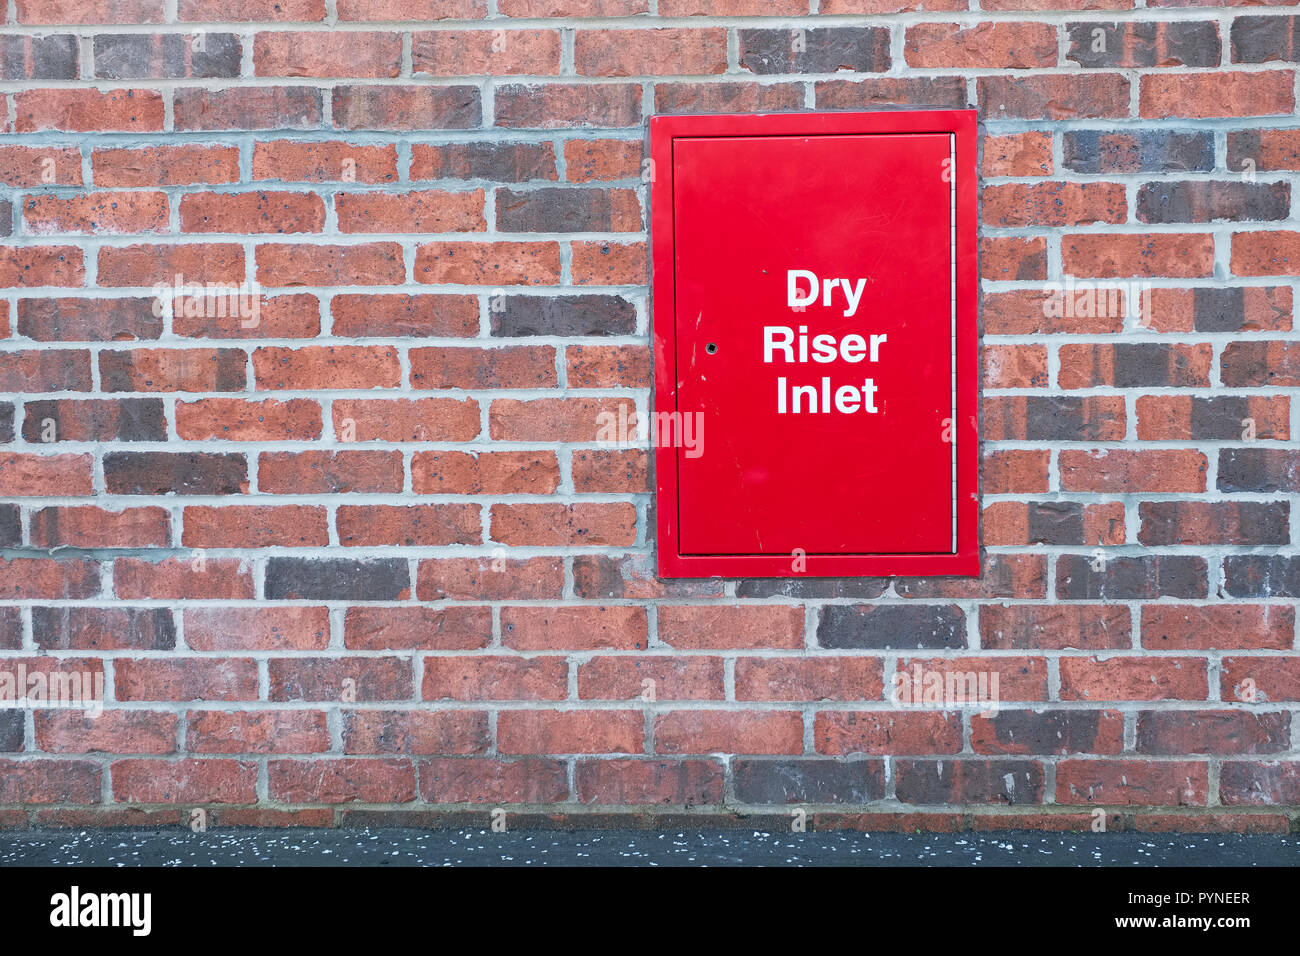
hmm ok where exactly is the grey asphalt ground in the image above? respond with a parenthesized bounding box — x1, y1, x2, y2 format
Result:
(0, 828, 1297, 866)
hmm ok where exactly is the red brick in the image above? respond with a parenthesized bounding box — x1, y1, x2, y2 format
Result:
(333, 294, 479, 337)
(36, 711, 176, 754)
(0, 760, 100, 804)
(495, 83, 642, 128)
(0, 454, 93, 496)
(983, 182, 1125, 227)
(982, 344, 1048, 389)
(571, 448, 648, 493)
(498, 710, 644, 754)
(1059, 656, 1208, 701)
(344, 606, 492, 650)
(415, 241, 561, 285)
(94, 145, 239, 186)
(15, 88, 164, 132)
(982, 449, 1049, 493)
(98, 243, 244, 287)
(253, 345, 401, 389)
(491, 503, 637, 546)
(24, 191, 168, 235)
(336, 504, 481, 547)
(656, 710, 803, 755)
(338, 0, 483, 17)
(571, 241, 647, 285)
(1143, 604, 1292, 650)
(0, 246, 84, 287)
(981, 131, 1053, 177)
(113, 556, 254, 600)
(30, 506, 169, 549)
(659, 605, 805, 650)
(735, 659, 882, 702)
(174, 292, 320, 340)
(180, 191, 326, 234)
(423, 656, 568, 701)
(1060, 449, 1207, 493)
(182, 504, 329, 548)
(815, 711, 963, 755)
(578, 656, 725, 700)
(979, 74, 1129, 119)
(256, 242, 403, 286)
(576, 758, 724, 805)
(253, 141, 398, 183)
(412, 450, 559, 494)
(257, 450, 403, 493)
(1221, 657, 1300, 702)
(343, 711, 488, 754)
(411, 346, 556, 388)
(175, 87, 323, 131)
(269, 758, 417, 802)
(980, 236, 1046, 280)
(490, 396, 634, 441)
(1141, 71, 1294, 118)
(576, 28, 727, 75)
(113, 758, 257, 803)
(269, 658, 413, 702)
(1063, 233, 1215, 278)
(417, 557, 563, 601)
(0, 145, 82, 186)
(18, 0, 165, 21)
(332, 85, 480, 131)
(187, 711, 330, 754)
(254, 31, 401, 78)
(502, 605, 648, 651)
(1057, 759, 1208, 805)
(177, 398, 321, 441)
(333, 398, 480, 442)
(336, 190, 485, 233)
(114, 658, 259, 701)
(184, 606, 330, 651)
(419, 757, 569, 804)
(906, 22, 1057, 69)
(413, 29, 561, 75)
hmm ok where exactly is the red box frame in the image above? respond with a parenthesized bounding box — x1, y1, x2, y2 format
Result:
(650, 109, 980, 579)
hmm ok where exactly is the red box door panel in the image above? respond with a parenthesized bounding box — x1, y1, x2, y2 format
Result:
(674, 133, 953, 556)
(651, 111, 979, 578)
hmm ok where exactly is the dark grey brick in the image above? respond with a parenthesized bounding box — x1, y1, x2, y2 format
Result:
(0, 712, 23, 752)
(94, 33, 241, 79)
(818, 604, 966, 650)
(1027, 502, 1085, 545)
(266, 558, 411, 601)
(1056, 554, 1207, 600)
(1231, 15, 1300, 64)
(491, 295, 637, 337)
(32, 607, 176, 651)
(740, 27, 890, 74)
(1224, 554, 1300, 598)
(733, 759, 885, 804)
(1062, 129, 1213, 174)
(0, 504, 20, 548)
(0, 34, 78, 80)
(736, 578, 888, 599)
(1137, 180, 1289, 223)
(895, 759, 1044, 805)
(104, 452, 247, 495)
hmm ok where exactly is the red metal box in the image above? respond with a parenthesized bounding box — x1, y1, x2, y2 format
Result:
(650, 110, 979, 578)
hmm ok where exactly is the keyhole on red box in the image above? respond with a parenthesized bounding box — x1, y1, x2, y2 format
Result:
(706, 342, 718, 354)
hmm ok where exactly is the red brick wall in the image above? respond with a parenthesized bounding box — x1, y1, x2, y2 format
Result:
(0, 0, 1297, 832)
